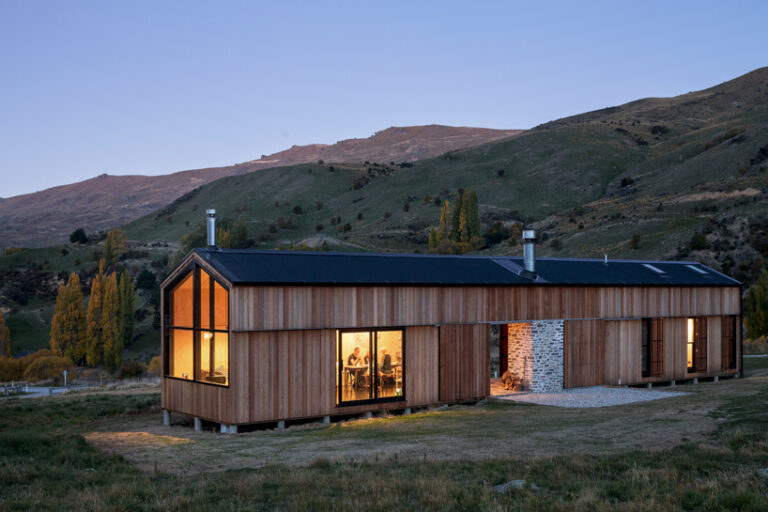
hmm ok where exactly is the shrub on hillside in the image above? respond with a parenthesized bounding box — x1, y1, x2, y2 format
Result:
(147, 355, 162, 376)
(119, 360, 146, 379)
(0, 356, 23, 382)
(23, 355, 73, 384)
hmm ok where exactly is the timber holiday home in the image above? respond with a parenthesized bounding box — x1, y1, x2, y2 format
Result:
(160, 211, 742, 432)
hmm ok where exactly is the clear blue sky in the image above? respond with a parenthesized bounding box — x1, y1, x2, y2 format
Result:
(1, 0, 766, 198)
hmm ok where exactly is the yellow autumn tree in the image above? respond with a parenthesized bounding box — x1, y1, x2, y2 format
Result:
(103, 228, 127, 266)
(0, 310, 10, 357)
(86, 261, 105, 366)
(101, 273, 121, 371)
(49, 273, 87, 363)
(118, 271, 134, 350)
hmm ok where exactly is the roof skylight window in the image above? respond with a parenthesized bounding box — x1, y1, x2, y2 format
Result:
(686, 264, 709, 275)
(642, 263, 666, 275)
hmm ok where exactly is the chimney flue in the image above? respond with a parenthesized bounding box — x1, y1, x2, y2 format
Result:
(523, 229, 536, 274)
(206, 209, 217, 248)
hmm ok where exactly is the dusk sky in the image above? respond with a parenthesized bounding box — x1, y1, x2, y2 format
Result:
(1, 0, 767, 198)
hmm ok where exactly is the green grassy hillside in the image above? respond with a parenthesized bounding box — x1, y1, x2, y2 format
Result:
(3, 67, 768, 357)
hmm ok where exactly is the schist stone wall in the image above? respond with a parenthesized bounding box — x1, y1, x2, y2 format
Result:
(507, 320, 564, 393)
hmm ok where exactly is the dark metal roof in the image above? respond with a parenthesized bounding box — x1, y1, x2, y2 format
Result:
(193, 248, 740, 287)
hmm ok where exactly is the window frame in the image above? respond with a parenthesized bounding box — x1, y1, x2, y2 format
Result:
(336, 327, 406, 407)
(687, 317, 707, 374)
(641, 318, 652, 378)
(163, 263, 231, 388)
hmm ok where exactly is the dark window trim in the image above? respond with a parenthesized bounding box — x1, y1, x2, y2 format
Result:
(164, 263, 231, 388)
(641, 318, 652, 378)
(336, 327, 406, 407)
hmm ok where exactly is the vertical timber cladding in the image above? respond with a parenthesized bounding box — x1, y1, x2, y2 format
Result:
(438, 324, 490, 402)
(563, 320, 606, 388)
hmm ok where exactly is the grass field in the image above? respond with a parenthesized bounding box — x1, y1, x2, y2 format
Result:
(1, 359, 766, 511)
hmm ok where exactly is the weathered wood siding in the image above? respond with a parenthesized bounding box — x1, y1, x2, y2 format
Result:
(164, 325, 443, 423)
(438, 324, 489, 402)
(231, 285, 740, 332)
(564, 320, 606, 388)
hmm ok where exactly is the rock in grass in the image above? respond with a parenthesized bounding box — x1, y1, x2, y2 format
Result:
(492, 479, 540, 493)
(758, 468, 768, 479)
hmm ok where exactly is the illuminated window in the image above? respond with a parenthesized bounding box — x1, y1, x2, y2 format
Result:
(336, 329, 404, 405)
(687, 317, 706, 373)
(165, 266, 229, 386)
(686, 318, 694, 370)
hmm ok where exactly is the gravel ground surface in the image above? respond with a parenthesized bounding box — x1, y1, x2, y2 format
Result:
(496, 386, 688, 408)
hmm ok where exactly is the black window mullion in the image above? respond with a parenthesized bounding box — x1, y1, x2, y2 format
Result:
(193, 266, 201, 381)
(209, 274, 215, 378)
(371, 330, 377, 400)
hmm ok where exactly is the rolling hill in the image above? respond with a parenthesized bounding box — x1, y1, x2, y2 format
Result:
(2, 67, 768, 357)
(0, 125, 520, 249)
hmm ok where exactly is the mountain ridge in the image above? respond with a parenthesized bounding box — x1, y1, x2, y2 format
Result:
(0, 125, 521, 248)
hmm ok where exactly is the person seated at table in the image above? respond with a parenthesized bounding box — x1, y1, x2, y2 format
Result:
(347, 347, 364, 387)
(347, 347, 363, 366)
(379, 348, 394, 386)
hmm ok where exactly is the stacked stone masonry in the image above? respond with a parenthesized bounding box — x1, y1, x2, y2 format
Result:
(507, 320, 564, 393)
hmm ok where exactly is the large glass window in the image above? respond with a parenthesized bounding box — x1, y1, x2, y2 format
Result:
(165, 266, 229, 386)
(336, 328, 404, 405)
(687, 317, 706, 373)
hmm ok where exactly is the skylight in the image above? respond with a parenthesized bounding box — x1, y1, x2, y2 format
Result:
(686, 264, 709, 275)
(642, 263, 666, 275)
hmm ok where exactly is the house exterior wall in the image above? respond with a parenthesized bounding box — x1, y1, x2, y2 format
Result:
(161, 256, 741, 425)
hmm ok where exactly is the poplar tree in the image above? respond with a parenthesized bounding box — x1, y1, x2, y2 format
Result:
(86, 261, 105, 366)
(437, 200, 450, 243)
(0, 310, 10, 357)
(118, 271, 135, 349)
(459, 210, 469, 243)
(101, 273, 121, 371)
(49, 273, 87, 363)
(451, 189, 465, 240)
(467, 189, 481, 239)
(428, 226, 437, 250)
(103, 228, 127, 266)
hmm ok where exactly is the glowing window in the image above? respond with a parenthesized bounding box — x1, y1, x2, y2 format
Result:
(165, 267, 229, 386)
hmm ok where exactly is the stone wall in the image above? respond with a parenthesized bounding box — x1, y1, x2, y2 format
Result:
(506, 320, 564, 393)
(507, 323, 533, 389)
(530, 320, 564, 393)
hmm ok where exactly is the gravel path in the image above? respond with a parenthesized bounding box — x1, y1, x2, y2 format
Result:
(496, 386, 688, 408)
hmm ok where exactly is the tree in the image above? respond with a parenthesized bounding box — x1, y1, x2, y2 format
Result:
(428, 226, 438, 250)
(49, 273, 87, 364)
(458, 211, 469, 244)
(118, 271, 134, 351)
(216, 227, 232, 249)
(0, 310, 10, 357)
(86, 262, 105, 366)
(103, 228, 127, 265)
(230, 219, 248, 248)
(437, 200, 450, 243)
(101, 273, 121, 371)
(745, 269, 768, 339)
(451, 189, 465, 240)
(136, 268, 156, 291)
(70, 228, 88, 244)
(467, 189, 481, 239)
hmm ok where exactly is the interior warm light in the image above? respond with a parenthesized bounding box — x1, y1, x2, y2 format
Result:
(687, 318, 694, 369)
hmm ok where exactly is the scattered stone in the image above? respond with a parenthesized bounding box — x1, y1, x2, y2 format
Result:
(757, 468, 768, 479)
(492, 479, 541, 493)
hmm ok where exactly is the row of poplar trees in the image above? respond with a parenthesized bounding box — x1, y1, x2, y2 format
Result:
(428, 188, 482, 253)
(49, 259, 134, 371)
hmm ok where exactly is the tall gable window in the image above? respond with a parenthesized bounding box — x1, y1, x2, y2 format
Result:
(165, 266, 229, 386)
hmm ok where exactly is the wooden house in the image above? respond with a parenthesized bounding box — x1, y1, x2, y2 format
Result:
(160, 224, 741, 432)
